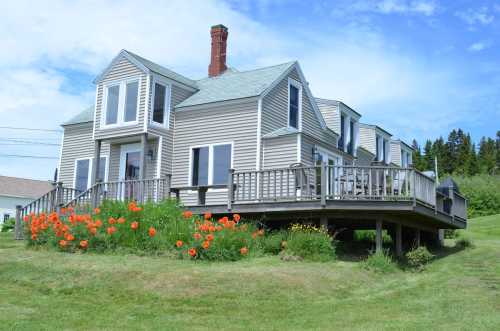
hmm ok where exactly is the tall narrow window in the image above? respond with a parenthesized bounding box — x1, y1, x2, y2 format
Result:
(192, 147, 209, 186)
(124, 81, 138, 122)
(375, 136, 381, 161)
(75, 159, 90, 191)
(348, 120, 354, 154)
(213, 144, 232, 185)
(153, 83, 167, 125)
(401, 149, 406, 167)
(289, 84, 299, 129)
(339, 114, 345, 151)
(105, 85, 120, 125)
(382, 139, 387, 163)
(97, 157, 107, 182)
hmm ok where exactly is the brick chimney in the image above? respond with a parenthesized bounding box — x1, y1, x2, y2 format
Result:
(208, 24, 228, 77)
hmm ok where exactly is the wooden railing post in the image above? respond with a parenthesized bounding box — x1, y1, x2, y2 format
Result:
(14, 205, 23, 240)
(227, 168, 234, 210)
(449, 185, 455, 220)
(411, 170, 416, 207)
(320, 164, 327, 206)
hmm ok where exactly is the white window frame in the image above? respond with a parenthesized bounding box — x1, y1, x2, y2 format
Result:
(188, 142, 234, 187)
(73, 156, 108, 190)
(150, 76, 171, 128)
(287, 78, 302, 131)
(101, 77, 141, 129)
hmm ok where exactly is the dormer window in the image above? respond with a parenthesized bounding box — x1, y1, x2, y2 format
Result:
(151, 79, 171, 127)
(288, 78, 302, 129)
(103, 79, 140, 127)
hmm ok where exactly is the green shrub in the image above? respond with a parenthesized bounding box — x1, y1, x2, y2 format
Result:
(1, 218, 15, 232)
(354, 230, 392, 244)
(405, 246, 434, 269)
(455, 236, 474, 249)
(444, 229, 458, 239)
(454, 175, 500, 218)
(283, 224, 335, 262)
(362, 250, 398, 273)
(258, 230, 287, 255)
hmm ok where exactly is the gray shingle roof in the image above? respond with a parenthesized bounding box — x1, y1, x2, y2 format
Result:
(176, 61, 296, 108)
(62, 106, 94, 126)
(0, 176, 53, 199)
(262, 127, 299, 139)
(125, 50, 198, 89)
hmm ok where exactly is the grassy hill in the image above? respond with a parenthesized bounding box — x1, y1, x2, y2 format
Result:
(1, 215, 499, 330)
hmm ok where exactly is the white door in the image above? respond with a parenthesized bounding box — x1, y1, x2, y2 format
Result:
(119, 144, 142, 200)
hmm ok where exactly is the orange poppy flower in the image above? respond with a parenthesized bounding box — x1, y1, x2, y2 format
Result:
(131, 221, 139, 230)
(183, 210, 193, 219)
(117, 217, 125, 224)
(148, 227, 156, 237)
(188, 248, 197, 257)
(252, 232, 257, 239)
(94, 207, 101, 214)
(233, 214, 241, 222)
(193, 232, 202, 240)
(108, 217, 116, 225)
(202, 240, 210, 249)
(60, 207, 67, 215)
(89, 227, 97, 235)
(80, 240, 88, 249)
(65, 233, 75, 241)
(95, 219, 103, 228)
(31, 234, 37, 240)
(240, 247, 248, 255)
(107, 226, 116, 235)
(206, 234, 214, 241)
(204, 212, 212, 220)
(23, 215, 30, 222)
(176, 240, 183, 248)
(59, 240, 67, 247)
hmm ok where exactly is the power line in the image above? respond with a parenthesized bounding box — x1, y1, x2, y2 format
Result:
(0, 138, 60, 146)
(0, 154, 59, 160)
(0, 126, 62, 133)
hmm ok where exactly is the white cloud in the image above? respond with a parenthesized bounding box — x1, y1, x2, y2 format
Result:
(339, 0, 437, 16)
(468, 42, 489, 52)
(456, 6, 494, 26)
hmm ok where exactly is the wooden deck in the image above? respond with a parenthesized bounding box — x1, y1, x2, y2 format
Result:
(15, 165, 467, 242)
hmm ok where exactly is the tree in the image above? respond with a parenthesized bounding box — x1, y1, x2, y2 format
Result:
(478, 137, 496, 175)
(423, 140, 433, 171)
(411, 139, 426, 171)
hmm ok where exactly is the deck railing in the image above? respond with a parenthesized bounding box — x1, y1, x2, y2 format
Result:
(451, 191, 467, 220)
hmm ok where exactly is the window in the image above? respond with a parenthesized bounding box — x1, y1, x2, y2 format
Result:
(348, 120, 354, 155)
(124, 81, 139, 122)
(105, 85, 120, 125)
(382, 139, 387, 163)
(339, 114, 345, 151)
(407, 153, 411, 167)
(375, 136, 381, 161)
(152, 81, 169, 126)
(288, 83, 299, 129)
(74, 157, 107, 191)
(192, 147, 209, 186)
(191, 144, 232, 186)
(4, 214, 10, 222)
(213, 144, 232, 184)
(75, 159, 90, 191)
(103, 80, 139, 127)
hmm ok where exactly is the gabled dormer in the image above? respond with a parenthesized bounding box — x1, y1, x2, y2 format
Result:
(390, 139, 414, 168)
(92, 49, 197, 140)
(359, 123, 392, 165)
(315, 99, 361, 157)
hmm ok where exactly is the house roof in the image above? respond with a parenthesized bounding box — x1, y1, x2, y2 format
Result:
(0, 176, 53, 199)
(359, 123, 392, 137)
(315, 98, 362, 118)
(176, 61, 296, 108)
(62, 106, 94, 126)
(391, 139, 414, 151)
(125, 50, 198, 89)
(262, 126, 299, 139)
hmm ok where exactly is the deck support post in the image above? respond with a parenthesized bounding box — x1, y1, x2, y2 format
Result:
(376, 219, 383, 253)
(437, 229, 444, 247)
(415, 228, 421, 248)
(14, 205, 23, 240)
(395, 223, 403, 257)
(91, 139, 102, 185)
(320, 216, 328, 230)
(139, 133, 148, 181)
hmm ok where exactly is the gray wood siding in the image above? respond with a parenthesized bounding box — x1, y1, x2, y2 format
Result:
(59, 123, 110, 188)
(390, 141, 402, 166)
(172, 99, 258, 205)
(262, 135, 298, 169)
(94, 56, 147, 140)
(317, 101, 340, 134)
(107, 138, 159, 182)
(301, 134, 345, 167)
(359, 126, 376, 155)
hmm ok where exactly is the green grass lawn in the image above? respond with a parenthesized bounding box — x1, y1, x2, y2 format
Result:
(1, 216, 500, 330)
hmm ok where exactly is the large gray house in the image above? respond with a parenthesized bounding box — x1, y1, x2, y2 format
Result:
(18, 25, 467, 253)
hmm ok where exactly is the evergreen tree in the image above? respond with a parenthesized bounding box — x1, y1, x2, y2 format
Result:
(496, 131, 500, 173)
(433, 137, 447, 175)
(411, 139, 426, 171)
(478, 137, 496, 175)
(423, 140, 433, 171)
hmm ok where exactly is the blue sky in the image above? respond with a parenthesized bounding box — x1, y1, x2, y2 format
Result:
(0, 0, 498, 180)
